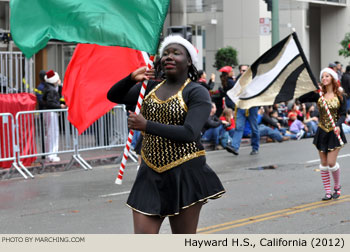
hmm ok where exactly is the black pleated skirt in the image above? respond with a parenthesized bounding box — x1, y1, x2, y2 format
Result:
(126, 155, 225, 217)
(313, 127, 347, 152)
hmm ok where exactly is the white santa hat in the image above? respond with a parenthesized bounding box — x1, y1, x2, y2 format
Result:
(320, 67, 343, 92)
(44, 69, 60, 84)
(158, 35, 198, 67)
(319, 67, 338, 82)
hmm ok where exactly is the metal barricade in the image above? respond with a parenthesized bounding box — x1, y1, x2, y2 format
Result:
(15, 109, 75, 176)
(65, 105, 131, 170)
(77, 105, 128, 151)
(0, 112, 29, 179)
(13, 105, 130, 177)
(69, 105, 131, 167)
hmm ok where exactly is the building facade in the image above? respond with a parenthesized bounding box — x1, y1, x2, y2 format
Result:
(166, 0, 349, 79)
(1, 0, 349, 87)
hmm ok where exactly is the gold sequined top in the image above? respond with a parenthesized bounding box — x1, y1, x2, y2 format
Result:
(317, 96, 340, 132)
(140, 79, 206, 173)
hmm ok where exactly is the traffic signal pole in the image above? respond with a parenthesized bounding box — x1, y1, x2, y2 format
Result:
(271, 0, 279, 46)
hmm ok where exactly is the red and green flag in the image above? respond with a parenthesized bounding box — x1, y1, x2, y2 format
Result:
(10, 0, 170, 58)
(62, 44, 146, 134)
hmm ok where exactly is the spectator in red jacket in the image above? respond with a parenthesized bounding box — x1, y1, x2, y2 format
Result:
(219, 108, 235, 148)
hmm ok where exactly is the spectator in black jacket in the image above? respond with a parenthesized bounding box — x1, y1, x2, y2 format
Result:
(42, 70, 66, 162)
(34, 70, 47, 109)
(259, 106, 289, 142)
(201, 102, 223, 150)
(198, 70, 215, 91)
(341, 65, 350, 111)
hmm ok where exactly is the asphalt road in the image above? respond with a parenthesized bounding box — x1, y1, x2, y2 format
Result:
(1, 137, 350, 234)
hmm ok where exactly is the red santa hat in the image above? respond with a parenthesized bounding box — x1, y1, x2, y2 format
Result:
(44, 70, 60, 84)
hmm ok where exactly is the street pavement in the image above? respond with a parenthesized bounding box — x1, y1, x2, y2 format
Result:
(1, 137, 350, 234)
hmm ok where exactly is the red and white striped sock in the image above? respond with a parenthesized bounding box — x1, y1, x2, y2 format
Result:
(332, 169, 341, 192)
(321, 171, 331, 196)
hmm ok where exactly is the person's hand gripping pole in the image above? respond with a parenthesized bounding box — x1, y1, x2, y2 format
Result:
(115, 52, 155, 184)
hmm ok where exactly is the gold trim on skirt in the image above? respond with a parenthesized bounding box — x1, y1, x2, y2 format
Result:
(126, 190, 226, 218)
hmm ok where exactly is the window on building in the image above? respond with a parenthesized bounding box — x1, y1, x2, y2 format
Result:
(203, 56, 206, 72)
(0, 1, 10, 32)
(327, 0, 347, 4)
(187, 0, 223, 13)
(187, 0, 203, 12)
(203, 29, 206, 49)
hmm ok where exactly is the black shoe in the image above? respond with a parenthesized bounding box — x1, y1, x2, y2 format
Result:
(322, 194, 333, 201)
(225, 146, 239, 155)
(333, 186, 341, 199)
(250, 150, 259, 155)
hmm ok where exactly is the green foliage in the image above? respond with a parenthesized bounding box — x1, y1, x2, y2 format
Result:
(213, 46, 238, 70)
(338, 32, 350, 59)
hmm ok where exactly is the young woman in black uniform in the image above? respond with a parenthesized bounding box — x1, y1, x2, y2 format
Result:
(107, 35, 225, 233)
(299, 67, 347, 200)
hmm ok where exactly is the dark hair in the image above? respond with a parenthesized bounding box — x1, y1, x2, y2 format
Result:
(346, 65, 350, 72)
(270, 109, 278, 117)
(220, 72, 229, 89)
(188, 64, 199, 82)
(198, 70, 204, 77)
(183, 47, 199, 81)
(39, 70, 47, 82)
(153, 57, 164, 81)
(239, 64, 249, 71)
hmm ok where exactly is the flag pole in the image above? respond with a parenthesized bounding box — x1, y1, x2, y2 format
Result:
(115, 52, 154, 184)
(318, 88, 344, 146)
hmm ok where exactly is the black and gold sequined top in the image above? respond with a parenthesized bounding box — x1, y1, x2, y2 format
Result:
(107, 75, 212, 173)
(298, 91, 346, 132)
(140, 79, 205, 172)
(317, 96, 341, 132)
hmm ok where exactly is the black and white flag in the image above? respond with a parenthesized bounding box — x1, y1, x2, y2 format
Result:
(227, 32, 318, 109)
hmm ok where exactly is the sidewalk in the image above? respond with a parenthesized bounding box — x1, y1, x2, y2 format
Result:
(0, 137, 270, 180)
(0, 147, 124, 180)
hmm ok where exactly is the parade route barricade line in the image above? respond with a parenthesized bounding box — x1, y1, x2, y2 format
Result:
(197, 195, 350, 234)
(65, 127, 92, 171)
(67, 105, 129, 170)
(76, 105, 128, 152)
(15, 109, 74, 177)
(0, 112, 29, 179)
(2, 105, 129, 179)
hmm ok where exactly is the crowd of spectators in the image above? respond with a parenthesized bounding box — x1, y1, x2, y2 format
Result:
(200, 62, 350, 151)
